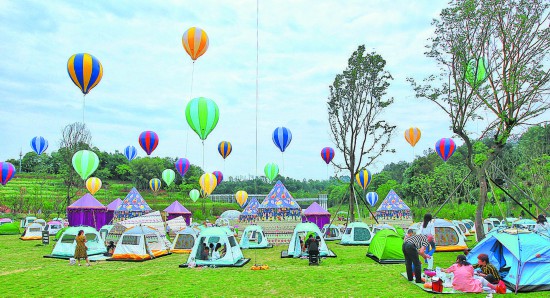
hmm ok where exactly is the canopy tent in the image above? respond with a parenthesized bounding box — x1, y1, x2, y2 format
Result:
(47, 226, 106, 258)
(340, 222, 373, 245)
(220, 210, 241, 220)
(45, 221, 63, 236)
(372, 224, 397, 235)
(105, 198, 122, 224)
(180, 227, 250, 267)
(366, 229, 405, 264)
(375, 190, 412, 221)
(282, 222, 336, 258)
(107, 211, 169, 247)
(171, 226, 200, 253)
(467, 230, 550, 293)
(67, 193, 107, 230)
(238, 198, 260, 222)
(432, 219, 468, 252)
(20, 223, 43, 240)
(166, 216, 188, 237)
(302, 202, 331, 229)
(110, 225, 170, 261)
(258, 181, 301, 221)
(321, 224, 342, 241)
(114, 187, 152, 222)
(0, 222, 20, 235)
(164, 200, 192, 224)
(239, 225, 272, 249)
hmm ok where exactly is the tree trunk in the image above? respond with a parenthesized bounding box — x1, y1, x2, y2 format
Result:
(474, 169, 488, 239)
(348, 179, 355, 222)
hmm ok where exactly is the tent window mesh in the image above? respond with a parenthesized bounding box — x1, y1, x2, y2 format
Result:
(85, 233, 98, 242)
(145, 235, 159, 244)
(61, 234, 76, 243)
(121, 235, 140, 245)
(175, 234, 195, 249)
(435, 227, 459, 246)
(228, 236, 237, 247)
(354, 228, 370, 241)
(345, 228, 352, 235)
(29, 228, 41, 232)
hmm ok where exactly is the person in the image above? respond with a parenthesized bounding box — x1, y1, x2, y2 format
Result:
(305, 234, 315, 252)
(402, 229, 431, 283)
(212, 243, 221, 260)
(74, 230, 90, 266)
(419, 213, 436, 269)
(445, 255, 505, 294)
(534, 215, 550, 234)
(472, 253, 501, 284)
(105, 241, 116, 256)
(299, 236, 305, 252)
(200, 246, 210, 260)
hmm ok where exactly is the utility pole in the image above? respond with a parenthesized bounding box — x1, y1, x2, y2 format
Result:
(19, 147, 22, 173)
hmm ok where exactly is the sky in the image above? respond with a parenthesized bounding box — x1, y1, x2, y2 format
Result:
(1, 0, 538, 180)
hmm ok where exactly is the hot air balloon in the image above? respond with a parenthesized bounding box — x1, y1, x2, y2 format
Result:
(72, 150, 99, 180)
(139, 131, 159, 156)
(67, 53, 103, 95)
(235, 191, 248, 208)
(124, 145, 137, 161)
(264, 163, 279, 183)
(218, 141, 232, 159)
(189, 189, 200, 202)
(185, 97, 219, 141)
(85, 177, 102, 195)
(366, 192, 378, 207)
(0, 162, 16, 186)
(212, 171, 223, 185)
(435, 138, 456, 162)
(175, 158, 190, 177)
(465, 58, 488, 88)
(199, 173, 217, 196)
(404, 127, 421, 147)
(355, 169, 372, 190)
(320, 147, 335, 164)
(30, 136, 48, 155)
(162, 169, 176, 186)
(272, 127, 292, 152)
(149, 178, 161, 192)
(182, 27, 209, 61)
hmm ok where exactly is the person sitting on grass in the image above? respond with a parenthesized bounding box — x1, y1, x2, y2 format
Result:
(445, 255, 506, 294)
(473, 253, 501, 284)
(105, 241, 116, 256)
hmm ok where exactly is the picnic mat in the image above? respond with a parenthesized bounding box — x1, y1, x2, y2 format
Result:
(401, 273, 512, 294)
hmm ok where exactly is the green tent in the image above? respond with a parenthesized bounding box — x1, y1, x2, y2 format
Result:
(0, 223, 21, 235)
(55, 227, 69, 241)
(394, 225, 405, 238)
(366, 229, 405, 264)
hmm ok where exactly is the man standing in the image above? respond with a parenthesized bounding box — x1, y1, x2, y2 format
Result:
(403, 229, 431, 283)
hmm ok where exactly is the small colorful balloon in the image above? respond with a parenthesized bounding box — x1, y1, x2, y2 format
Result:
(320, 147, 335, 164)
(235, 190, 248, 208)
(199, 173, 217, 196)
(366, 192, 378, 207)
(30, 136, 48, 155)
(272, 127, 292, 152)
(175, 158, 191, 177)
(67, 53, 103, 95)
(264, 163, 279, 182)
(139, 131, 159, 156)
(72, 150, 99, 180)
(435, 138, 456, 162)
(355, 169, 372, 190)
(212, 171, 223, 185)
(185, 97, 219, 141)
(218, 141, 232, 159)
(162, 169, 176, 186)
(0, 162, 16, 186)
(149, 178, 161, 192)
(404, 127, 421, 147)
(85, 177, 102, 195)
(189, 189, 200, 202)
(182, 27, 209, 61)
(124, 145, 137, 161)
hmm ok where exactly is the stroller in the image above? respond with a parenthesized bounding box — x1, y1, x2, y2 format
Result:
(307, 237, 321, 266)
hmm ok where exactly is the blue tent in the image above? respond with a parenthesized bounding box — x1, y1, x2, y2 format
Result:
(466, 231, 550, 293)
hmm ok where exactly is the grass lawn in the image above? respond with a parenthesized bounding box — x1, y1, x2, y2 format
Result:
(0, 235, 543, 297)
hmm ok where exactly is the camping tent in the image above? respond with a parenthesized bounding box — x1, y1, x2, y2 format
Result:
(303, 202, 331, 230)
(181, 227, 250, 267)
(512, 219, 536, 231)
(0, 218, 13, 225)
(239, 225, 272, 249)
(366, 229, 405, 264)
(282, 222, 336, 258)
(0, 222, 20, 235)
(220, 210, 241, 221)
(105, 198, 122, 224)
(20, 223, 43, 240)
(164, 200, 192, 224)
(372, 224, 397, 235)
(452, 220, 471, 236)
(340, 222, 373, 245)
(238, 198, 260, 222)
(113, 187, 152, 222)
(45, 221, 63, 236)
(99, 224, 114, 243)
(67, 193, 107, 230)
(258, 181, 301, 221)
(432, 219, 468, 252)
(111, 225, 170, 261)
(375, 189, 412, 221)
(166, 216, 188, 237)
(107, 211, 169, 246)
(171, 227, 200, 253)
(49, 226, 106, 258)
(321, 224, 342, 241)
(466, 230, 550, 292)
(394, 225, 405, 238)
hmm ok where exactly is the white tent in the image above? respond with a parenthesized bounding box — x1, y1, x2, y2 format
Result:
(432, 219, 468, 252)
(340, 222, 373, 245)
(284, 223, 336, 257)
(171, 226, 200, 253)
(20, 223, 43, 240)
(107, 211, 169, 247)
(239, 225, 271, 249)
(452, 220, 471, 236)
(45, 221, 63, 236)
(99, 224, 114, 244)
(111, 225, 170, 261)
(166, 216, 187, 237)
(321, 224, 342, 241)
(49, 226, 106, 258)
(372, 224, 396, 235)
(220, 210, 241, 220)
(182, 227, 249, 267)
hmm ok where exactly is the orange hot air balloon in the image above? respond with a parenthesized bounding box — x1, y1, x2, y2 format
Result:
(404, 127, 421, 147)
(182, 27, 209, 61)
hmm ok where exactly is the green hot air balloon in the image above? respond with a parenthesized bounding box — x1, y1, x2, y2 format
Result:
(162, 169, 175, 186)
(465, 58, 488, 89)
(185, 97, 219, 141)
(72, 150, 99, 180)
(264, 163, 279, 183)
(189, 189, 200, 202)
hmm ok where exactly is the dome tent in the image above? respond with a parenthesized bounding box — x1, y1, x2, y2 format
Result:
(45, 226, 106, 259)
(431, 219, 468, 252)
(321, 224, 342, 241)
(20, 223, 43, 240)
(340, 222, 373, 245)
(171, 226, 200, 254)
(366, 229, 405, 264)
(110, 225, 170, 261)
(220, 210, 241, 221)
(372, 224, 397, 235)
(281, 222, 336, 258)
(107, 211, 169, 247)
(0, 222, 20, 235)
(239, 225, 272, 249)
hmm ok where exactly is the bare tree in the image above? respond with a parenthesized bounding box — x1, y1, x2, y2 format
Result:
(328, 45, 396, 220)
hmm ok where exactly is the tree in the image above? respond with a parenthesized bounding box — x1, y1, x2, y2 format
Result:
(327, 45, 396, 220)
(410, 0, 550, 238)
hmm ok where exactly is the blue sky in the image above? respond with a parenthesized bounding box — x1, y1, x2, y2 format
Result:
(0, 0, 522, 180)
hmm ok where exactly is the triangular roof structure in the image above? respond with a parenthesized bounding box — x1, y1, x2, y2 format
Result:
(303, 202, 330, 215)
(106, 198, 123, 211)
(117, 187, 152, 212)
(240, 198, 260, 216)
(258, 181, 301, 210)
(164, 200, 191, 215)
(376, 190, 410, 211)
(67, 193, 106, 209)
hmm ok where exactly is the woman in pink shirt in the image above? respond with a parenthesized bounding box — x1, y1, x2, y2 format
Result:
(445, 255, 505, 293)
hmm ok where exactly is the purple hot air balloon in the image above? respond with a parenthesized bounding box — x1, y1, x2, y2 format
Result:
(175, 158, 190, 177)
(0, 162, 16, 186)
(320, 147, 335, 164)
(212, 171, 223, 185)
(435, 138, 456, 162)
(138, 131, 159, 156)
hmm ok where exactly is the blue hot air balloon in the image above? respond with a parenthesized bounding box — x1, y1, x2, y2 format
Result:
(124, 146, 137, 162)
(30, 136, 48, 155)
(366, 192, 378, 207)
(272, 127, 292, 152)
(435, 138, 456, 162)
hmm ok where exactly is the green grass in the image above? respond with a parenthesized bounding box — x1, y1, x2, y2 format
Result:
(0, 235, 541, 297)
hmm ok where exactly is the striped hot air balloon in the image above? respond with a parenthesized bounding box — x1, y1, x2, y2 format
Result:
(366, 192, 378, 207)
(189, 189, 200, 202)
(182, 27, 209, 61)
(218, 141, 232, 159)
(355, 169, 372, 190)
(235, 190, 248, 208)
(404, 127, 421, 147)
(162, 169, 175, 186)
(85, 177, 102, 195)
(199, 173, 217, 196)
(30, 136, 48, 155)
(149, 178, 161, 192)
(138, 131, 159, 156)
(272, 127, 292, 152)
(72, 150, 99, 180)
(175, 158, 190, 177)
(321, 147, 335, 164)
(0, 162, 16, 186)
(212, 171, 223, 185)
(264, 163, 279, 183)
(124, 145, 137, 161)
(185, 97, 219, 141)
(435, 138, 456, 162)
(67, 53, 103, 95)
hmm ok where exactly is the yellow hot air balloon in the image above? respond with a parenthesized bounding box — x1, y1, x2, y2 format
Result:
(235, 191, 248, 208)
(182, 27, 209, 61)
(85, 177, 102, 195)
(404, 127, 421, 147)
(199, 173, 217, 196)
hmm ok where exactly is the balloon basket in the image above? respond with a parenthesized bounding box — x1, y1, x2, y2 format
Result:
(251, 264, 269, 271)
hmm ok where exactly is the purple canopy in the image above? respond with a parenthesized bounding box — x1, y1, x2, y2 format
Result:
(302, 202, 331, 229)
(67, 193, 106, 230)
(105, 198, 122, 224)
(163, 200, 192, 224)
